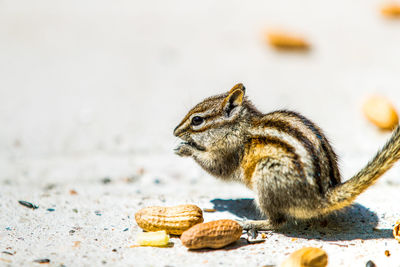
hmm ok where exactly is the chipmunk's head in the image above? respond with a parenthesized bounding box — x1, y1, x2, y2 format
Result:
(174, 83, 251, 155)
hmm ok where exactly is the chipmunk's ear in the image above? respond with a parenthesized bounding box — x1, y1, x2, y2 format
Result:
(222, 83, 245, 118)
(228, 83, 246, 94)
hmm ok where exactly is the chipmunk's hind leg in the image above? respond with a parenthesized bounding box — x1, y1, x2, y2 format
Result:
(239, 190, 288, 231)
(239, 157, 303, 231)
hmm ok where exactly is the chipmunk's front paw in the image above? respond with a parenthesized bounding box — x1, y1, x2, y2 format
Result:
(237, 220, 259, 231)
(174, 143, 194, 157)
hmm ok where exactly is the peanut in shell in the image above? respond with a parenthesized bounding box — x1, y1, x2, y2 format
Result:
(267, 31, 310, 50)
(394, 220, 400, 243)
(135, 204, 203, 235)
(363, 96, 398, 130)
(180, 219, 242, 249)
(281, 247, 328, 267)
(381, 4, 400, 18)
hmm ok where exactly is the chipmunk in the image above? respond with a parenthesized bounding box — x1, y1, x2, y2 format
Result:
(173, 83, 400, 230)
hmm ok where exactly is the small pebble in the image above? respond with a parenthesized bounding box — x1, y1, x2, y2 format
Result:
(101, 177, 112, 184)
(124, 176, 138, 183)
(248, 228, 258, 239)
(44, 184, 56, 190)
(385, 250, 391, 257)
(366, 260, 376, 267)
(203, 208, 216, 213)
(33, 258, 50, 264)
(137, 168, 145, 175)
(18, 200, 38, 209)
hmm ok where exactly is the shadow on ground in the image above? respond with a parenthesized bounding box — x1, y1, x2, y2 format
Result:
(186, 238, 255, 253)
(210, 198, 393, 241)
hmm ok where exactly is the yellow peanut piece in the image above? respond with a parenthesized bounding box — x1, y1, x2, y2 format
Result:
(394, 220, 400, 243)
(281, 247, 328, 267)
(266, 31, 310, 50)
(381, 4, 400, 18)
(363, 95, 399, 130)
(180, 219, 242, 249)
(135, 204, 204, 235)
(136, 230, 169, 247)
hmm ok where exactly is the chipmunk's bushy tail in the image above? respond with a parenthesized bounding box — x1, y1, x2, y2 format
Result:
(324, 125, 400, 213)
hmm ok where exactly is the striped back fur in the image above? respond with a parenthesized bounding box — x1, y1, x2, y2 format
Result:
(253, 110, 341, 194)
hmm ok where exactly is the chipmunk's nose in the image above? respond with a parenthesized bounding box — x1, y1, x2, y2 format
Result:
(174, 120, 187, 137)
(173, 125, 181, 137)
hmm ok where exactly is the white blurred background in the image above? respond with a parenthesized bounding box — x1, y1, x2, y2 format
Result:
(1, 0, 399, 178)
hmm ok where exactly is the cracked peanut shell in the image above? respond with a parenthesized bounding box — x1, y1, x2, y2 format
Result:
(136, 230, 169, 247)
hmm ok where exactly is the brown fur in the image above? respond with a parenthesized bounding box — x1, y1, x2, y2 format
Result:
(174, 83, 400, 230)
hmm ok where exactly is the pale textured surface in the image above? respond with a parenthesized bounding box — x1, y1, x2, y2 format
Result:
(1, 0, 400, 266)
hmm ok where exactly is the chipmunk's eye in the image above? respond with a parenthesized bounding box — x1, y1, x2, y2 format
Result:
(191, 116, 204, 126)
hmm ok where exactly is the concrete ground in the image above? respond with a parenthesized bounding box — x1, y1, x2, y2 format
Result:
(1, 0, 400, 266)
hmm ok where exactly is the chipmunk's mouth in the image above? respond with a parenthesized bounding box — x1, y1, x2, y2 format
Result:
(183, 141, 206, 151)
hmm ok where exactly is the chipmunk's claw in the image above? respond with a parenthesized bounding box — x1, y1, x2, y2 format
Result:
(236, 219, 268, 244)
